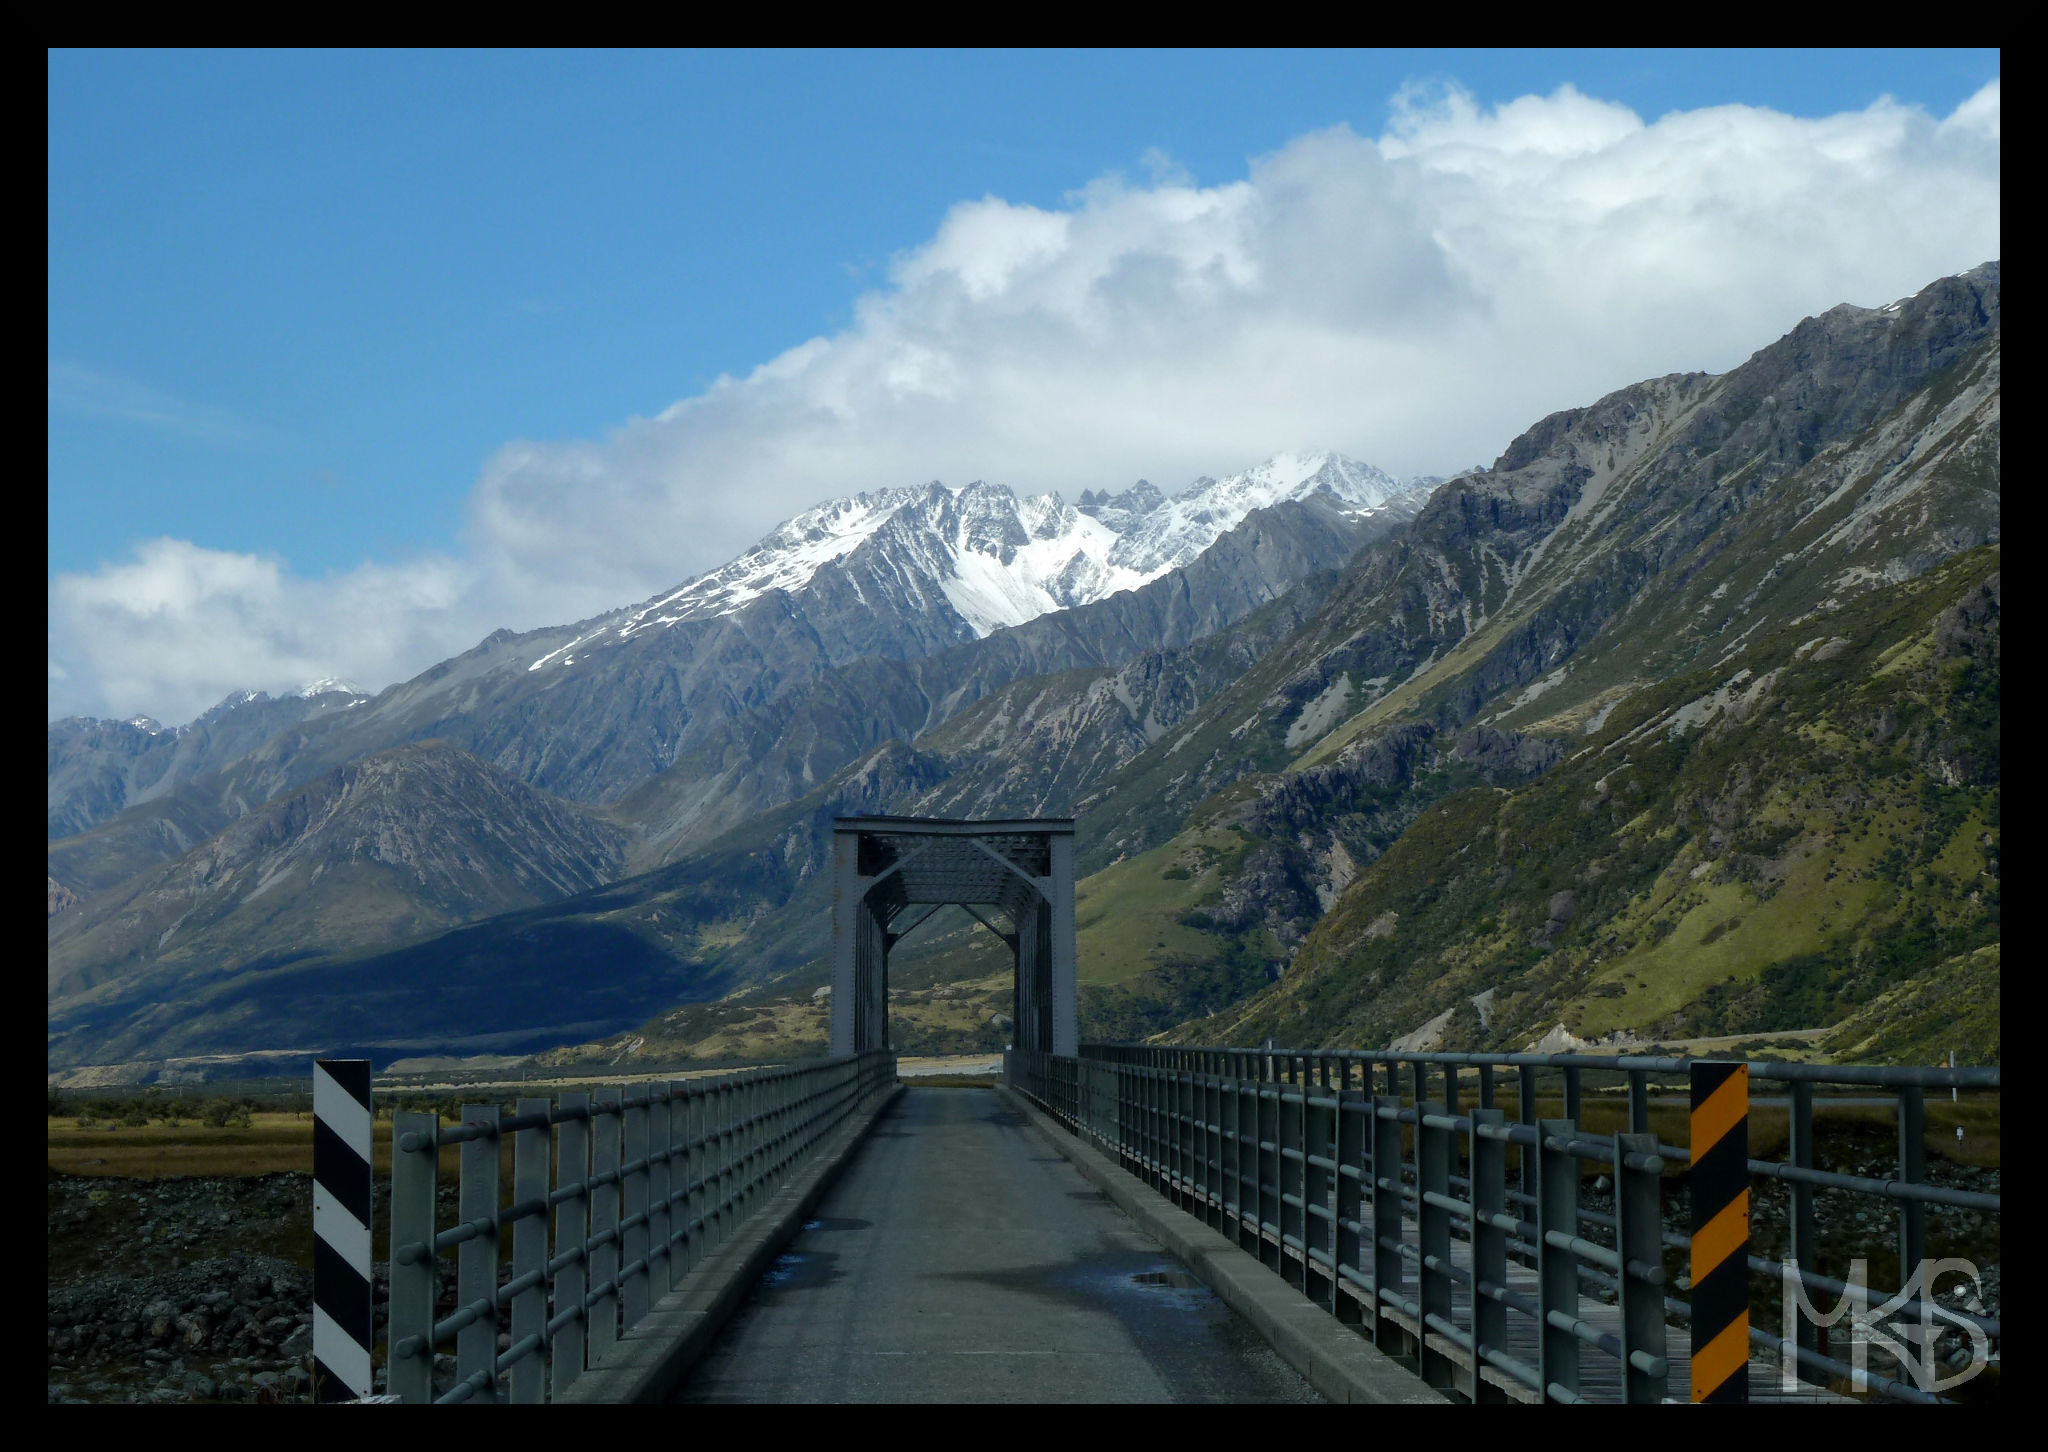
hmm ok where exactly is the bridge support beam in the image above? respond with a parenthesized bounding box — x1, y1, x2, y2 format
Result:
(1048, 832, 1076, 1058)
(830, 832, 890, 1057)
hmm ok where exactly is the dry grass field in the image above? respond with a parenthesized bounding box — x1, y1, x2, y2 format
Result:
(47, 1113, 476, 1182)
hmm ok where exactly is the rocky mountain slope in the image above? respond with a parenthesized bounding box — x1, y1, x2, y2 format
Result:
(48, 683, 369, 841)
(1083, 263, 2000, 1052)
(1072, 265, 1999, 882)
(1195, 549, 1998, 1057)
(47, 742, 627, 1069)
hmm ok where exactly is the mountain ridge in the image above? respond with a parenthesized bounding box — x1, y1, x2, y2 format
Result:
(49, 488, 1416, 905)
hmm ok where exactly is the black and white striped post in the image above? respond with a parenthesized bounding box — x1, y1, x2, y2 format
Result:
(313, 1058, 375, 1403)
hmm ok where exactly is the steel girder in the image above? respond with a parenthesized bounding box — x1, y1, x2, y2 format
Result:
(830, 816, 1077, 1058)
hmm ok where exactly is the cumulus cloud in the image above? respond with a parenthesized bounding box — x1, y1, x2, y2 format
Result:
(49, 541, 475, 724)
(49, 79, 2000, 725)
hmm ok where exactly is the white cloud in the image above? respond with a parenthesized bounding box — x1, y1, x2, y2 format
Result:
(48, 79, 2000, 725)
(48, 540, 477, 725)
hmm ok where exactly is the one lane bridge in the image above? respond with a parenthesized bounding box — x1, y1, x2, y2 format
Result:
(674, 1086, 1320, 1403)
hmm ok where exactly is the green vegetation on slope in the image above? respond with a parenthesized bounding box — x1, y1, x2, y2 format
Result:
(1184, 548, 1999, 1060)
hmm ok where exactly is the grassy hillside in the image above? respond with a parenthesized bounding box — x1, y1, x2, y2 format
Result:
(1184, 548, 1998, 1059)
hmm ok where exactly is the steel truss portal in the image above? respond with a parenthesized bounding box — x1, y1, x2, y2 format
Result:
(830, 816, 1077, 1058)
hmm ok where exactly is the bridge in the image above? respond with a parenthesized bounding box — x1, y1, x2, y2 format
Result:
(829, 816, 1078, 1058)
(307, 816, 2001, 1405)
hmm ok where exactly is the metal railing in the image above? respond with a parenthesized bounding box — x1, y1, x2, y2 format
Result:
(385, 1050, 896, 1403)
(1008, 1044, 1999, 1405)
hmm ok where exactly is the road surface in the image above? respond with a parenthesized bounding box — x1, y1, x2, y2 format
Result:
(673, 1087, 1321, 1403)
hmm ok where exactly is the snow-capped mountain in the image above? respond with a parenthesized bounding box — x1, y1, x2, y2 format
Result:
(1107, 452, 1412, 576)
(53, 450, 1432, 849)
(530, 452, 1432, 672)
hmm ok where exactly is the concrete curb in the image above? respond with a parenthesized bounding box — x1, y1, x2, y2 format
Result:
(557, 1083, 905, 1404)
(996, 1083, 1447, 1406)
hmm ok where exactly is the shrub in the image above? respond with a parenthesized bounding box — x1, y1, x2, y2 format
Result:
(201, 1099, 251, 1129)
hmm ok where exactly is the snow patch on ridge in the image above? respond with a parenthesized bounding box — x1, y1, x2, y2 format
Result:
(1110, 451, 1407, 575)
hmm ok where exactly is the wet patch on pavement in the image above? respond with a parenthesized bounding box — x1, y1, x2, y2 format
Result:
(1131, 1268, 1204, 1290)
(756, 1249, 842, 1292)
(926, 1245, 1320, 1401)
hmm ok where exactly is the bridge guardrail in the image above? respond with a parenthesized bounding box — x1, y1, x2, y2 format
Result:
(382, 1050, 896, 1403)
(1008, 1044, 1998, 1405)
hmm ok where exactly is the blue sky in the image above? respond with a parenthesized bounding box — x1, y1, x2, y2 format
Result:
(48, 49, 2000, 722)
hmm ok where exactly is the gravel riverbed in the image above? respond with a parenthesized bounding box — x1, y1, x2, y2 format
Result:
(47, 1171, 452, 1405)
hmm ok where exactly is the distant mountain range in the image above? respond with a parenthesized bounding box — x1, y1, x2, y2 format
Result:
(50, 451, 1431, 843)
(47, 683, 372, 842)
(525, 451, 1416, 650)
(48, 451, 1433, 1074)
(47, 265, 2000, 1082)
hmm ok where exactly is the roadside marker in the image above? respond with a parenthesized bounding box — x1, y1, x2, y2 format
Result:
(1689, 1060, 1749, 1403)
(314, 1058, 375, 1403)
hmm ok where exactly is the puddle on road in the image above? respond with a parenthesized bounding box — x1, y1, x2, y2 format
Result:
(757, 1220, 868, 1290)
(1130, 1268, 1205, 1290)
(757, 1249, 842, 1292)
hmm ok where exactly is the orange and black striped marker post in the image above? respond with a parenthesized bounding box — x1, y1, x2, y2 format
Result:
(1690, 1060, 1749, 1403)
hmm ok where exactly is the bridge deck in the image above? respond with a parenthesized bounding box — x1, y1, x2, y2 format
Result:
(672, 1086, 1323, 1403)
